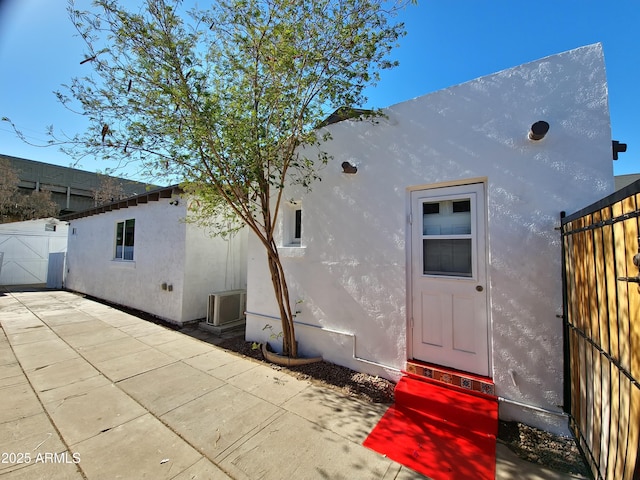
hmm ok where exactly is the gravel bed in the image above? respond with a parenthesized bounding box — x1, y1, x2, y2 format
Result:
(498, 421, 589, 477)
(215, 336, 396, 404)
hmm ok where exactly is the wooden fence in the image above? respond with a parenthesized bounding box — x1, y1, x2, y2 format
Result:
(561, 180, 640, 480)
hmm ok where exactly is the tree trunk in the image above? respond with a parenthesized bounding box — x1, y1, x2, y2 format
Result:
(265, 244, 298, 357)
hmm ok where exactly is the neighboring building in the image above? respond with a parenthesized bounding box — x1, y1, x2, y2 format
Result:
(1, 155, 157, 215)
(0, 218, 68, 286)
(615, 173, 640, 191)
(63, 185, 248, 325)
(245, 44, 615, 434)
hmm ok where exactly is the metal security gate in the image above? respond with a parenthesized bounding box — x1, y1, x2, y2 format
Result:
(561, 180, 640, 480)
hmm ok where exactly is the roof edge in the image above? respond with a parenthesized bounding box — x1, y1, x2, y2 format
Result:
(61, 184, 182, 221)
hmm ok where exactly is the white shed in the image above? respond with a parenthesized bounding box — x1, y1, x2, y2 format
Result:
(64, 185, 248, 325)
(0, 217, 68, 286)
(245, 44, 615, 434)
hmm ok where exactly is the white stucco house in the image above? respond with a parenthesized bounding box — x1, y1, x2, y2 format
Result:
(0, 217, 68, 286)
(245, 44, 615, 433)
(64, 185, 248, 325)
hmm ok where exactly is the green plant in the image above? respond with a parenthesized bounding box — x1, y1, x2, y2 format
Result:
(262, 323, 284, 344)
(250, 323, 284, 350)
(36, 0, 409, 357)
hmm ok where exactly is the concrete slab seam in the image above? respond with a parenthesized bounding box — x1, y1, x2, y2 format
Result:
(1, 290, 232, 480)
(0, 290, 89, 480)
(212, 409, 287, 464)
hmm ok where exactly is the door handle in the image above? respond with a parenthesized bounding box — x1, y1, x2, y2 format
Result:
(618, 239, 640, 284)
(618, 276, 640, 284)
(476, 285, 484, 292)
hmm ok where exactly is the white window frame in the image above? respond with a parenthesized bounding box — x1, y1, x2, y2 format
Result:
(283, 201, 302, 246)
(421, 194, 476, 278)
(114, 218, 135, 261)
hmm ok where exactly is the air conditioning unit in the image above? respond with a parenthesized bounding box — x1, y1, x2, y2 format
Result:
(206, 290, 246, 326)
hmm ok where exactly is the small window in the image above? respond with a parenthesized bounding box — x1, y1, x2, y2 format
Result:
(45, 224, 56, 232)
(294, 208, 302, 242)
(284, 201, 302, 246)
(115, 219, 135, 260)
(72, 227, 77, 235)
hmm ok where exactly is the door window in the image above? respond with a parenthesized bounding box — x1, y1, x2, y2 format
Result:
(422, 198, 473, 277)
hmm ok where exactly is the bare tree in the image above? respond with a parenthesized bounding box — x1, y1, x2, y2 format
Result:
(0, 159, 20, 222)
(92, 174, 127, 206)
(14, 189, 59, 221)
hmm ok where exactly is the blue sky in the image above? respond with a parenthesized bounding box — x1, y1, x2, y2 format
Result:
(1, 0, 639, 179)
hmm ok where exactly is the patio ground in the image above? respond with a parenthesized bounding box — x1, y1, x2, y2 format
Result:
(0, 286, 587, 479)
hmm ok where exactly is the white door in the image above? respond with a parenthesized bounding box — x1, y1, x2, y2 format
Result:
(47, 252, 66, 289)
(410, 183, 489, 376)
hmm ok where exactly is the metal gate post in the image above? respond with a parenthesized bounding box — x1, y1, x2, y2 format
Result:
(560, 211, 571, 414)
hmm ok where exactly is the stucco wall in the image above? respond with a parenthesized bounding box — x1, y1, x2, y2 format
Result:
(182, 221, 248, 322)
(66, 196, 249, 324)
(66, 198, 189, 322)
(246, 44, 614, 434)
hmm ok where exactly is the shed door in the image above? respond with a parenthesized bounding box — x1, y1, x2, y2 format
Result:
(410, 183, 489, 376)
(46, 252, 66, 289)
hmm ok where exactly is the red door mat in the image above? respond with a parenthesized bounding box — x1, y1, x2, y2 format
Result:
(363, 376, 498, 480)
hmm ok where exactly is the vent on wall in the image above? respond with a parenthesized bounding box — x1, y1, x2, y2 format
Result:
(206, 290, 246, 326)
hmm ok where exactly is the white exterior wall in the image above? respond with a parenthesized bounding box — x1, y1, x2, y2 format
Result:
(66, 198, 189, 322)
(246, 44, 614, 434)
(66, 196, 249, 324)
(182, 222, 248, 321)
(0, 218, 68, 285)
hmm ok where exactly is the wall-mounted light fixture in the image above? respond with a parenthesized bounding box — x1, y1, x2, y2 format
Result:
(341, 161, 358, 174)
(612, 140, 627, 160)
(169, 199, 180, 206)
(528, 121, 550, 141)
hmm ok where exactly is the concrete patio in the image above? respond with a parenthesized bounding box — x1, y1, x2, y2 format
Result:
(0, 287, 586, 479)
